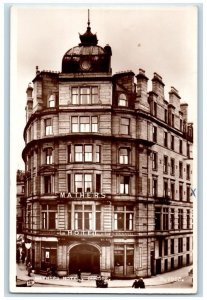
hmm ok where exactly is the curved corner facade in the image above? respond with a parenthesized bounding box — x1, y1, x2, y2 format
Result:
(22, 27, 193, 279)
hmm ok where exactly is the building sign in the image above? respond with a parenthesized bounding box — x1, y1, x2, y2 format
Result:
(60, 230, 97, 236)
(59, 192, 106, 199)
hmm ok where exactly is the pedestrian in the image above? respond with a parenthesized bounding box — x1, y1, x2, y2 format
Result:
(132, 278, 145, 288)
(16, 248, 20, 264)
(132, 279, 139, 288)
(138, 277, 145, 288)
(27, 262, 32, 277)
(21, 250, 25, 264)
(77, 269, 81, 282)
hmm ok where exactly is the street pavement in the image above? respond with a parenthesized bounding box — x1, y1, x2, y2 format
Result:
(16, 262, 193, 288)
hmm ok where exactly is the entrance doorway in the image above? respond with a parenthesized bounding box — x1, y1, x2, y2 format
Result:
(69, 244, 100, 274)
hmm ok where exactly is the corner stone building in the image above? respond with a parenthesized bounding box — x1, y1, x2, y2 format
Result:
(22, 22, 193, 278)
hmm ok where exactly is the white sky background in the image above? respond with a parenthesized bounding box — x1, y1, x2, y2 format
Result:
(10, 5, 198, 170)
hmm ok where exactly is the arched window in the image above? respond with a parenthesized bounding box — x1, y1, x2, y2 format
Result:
(118, 93, 128, 107)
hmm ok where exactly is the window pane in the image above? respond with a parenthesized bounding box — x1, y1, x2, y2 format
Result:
(118, 94, 127, 107)
(49, 95, 55, 107)
(92, 117, 98, 132)
(84, 174, 92, 192)
(96, 145, 101, 162)
(119, 148, 128, 164)
(84, 145, 92, 161)
(75, 174, 83, 192)
(75, 145, 83, 162)
(75, 212, 82, 230)
(49, 212, 56, 229)
(72, 117, 79, 132)
(80, 117, 90, 132)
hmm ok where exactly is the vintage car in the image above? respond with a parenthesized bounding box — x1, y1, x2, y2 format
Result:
(16, 278, 35, 287)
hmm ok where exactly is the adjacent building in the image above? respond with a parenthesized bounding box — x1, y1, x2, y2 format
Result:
(16, 170, 26, 234)
(21, 19, 193, 278)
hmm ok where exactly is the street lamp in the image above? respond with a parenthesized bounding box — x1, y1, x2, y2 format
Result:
(25, 242, 31, 263)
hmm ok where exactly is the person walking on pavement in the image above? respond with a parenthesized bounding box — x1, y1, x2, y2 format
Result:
(77, 269, 81, 282)
(132, 279, 139, 288)
(132, 278, 145, 288)
(138, 277, 145, 288)
(27, 262, 32, 277)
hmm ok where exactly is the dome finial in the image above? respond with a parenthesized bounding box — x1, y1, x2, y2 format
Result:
(87, 9, 90, 28)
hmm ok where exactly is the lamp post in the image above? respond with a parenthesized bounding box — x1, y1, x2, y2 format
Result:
(25, 242, 31, 264)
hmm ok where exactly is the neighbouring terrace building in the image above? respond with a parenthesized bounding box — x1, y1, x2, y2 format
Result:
(21, 18, 193, 278)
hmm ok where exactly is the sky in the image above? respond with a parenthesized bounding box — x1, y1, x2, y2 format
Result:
(10, 5, 198, 171)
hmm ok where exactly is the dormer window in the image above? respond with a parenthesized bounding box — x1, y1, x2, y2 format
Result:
(118, 93, 128, 107)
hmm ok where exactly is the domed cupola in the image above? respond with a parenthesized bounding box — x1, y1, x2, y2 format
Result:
(62, 11, 112, 74)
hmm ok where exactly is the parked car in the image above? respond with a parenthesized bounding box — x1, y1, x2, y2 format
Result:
(16, 279, 35, 287)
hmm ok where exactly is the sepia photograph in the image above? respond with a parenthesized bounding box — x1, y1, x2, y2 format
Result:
(9, 3, 198, 295)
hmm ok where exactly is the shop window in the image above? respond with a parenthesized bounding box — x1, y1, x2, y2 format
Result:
(41, 245, 57, 271)
(114, 244, 124, 267)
